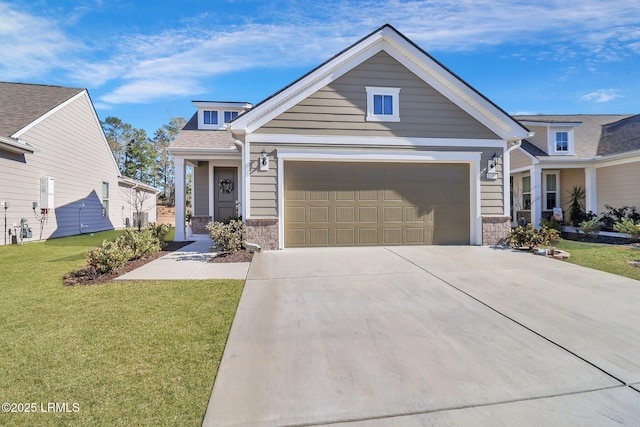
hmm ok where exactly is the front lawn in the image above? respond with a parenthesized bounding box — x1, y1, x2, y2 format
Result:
(0, 231, 243, 426)
(554, 239, 640, 281)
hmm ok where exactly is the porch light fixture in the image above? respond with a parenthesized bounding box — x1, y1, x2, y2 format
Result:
(487, 152, 498, 180)
(259, 148, 269, 172)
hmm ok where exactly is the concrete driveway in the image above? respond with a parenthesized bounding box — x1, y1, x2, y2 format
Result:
(203, 246, 640, 426)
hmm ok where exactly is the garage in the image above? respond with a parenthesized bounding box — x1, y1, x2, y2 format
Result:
(284, 161, 470, 247)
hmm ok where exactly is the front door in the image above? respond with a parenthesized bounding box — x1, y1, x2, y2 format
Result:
(214, 167, 238, 221)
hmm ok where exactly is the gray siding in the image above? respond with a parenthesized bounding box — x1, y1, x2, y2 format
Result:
(597, 162, 640, 213)
(0, 92, 132, 242)
(248, 143, 504, 217)
(257, 51, 499, 140)
(194, 161, 209, 216)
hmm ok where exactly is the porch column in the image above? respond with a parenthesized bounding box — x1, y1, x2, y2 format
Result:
(531, 166, 541, 228)
(174, 157, 186, 241)
(585, 166, 598, 215)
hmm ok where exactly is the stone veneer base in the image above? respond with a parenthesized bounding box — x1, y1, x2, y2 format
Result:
(245, 218, 279, 250)
(482, 216, 512, 246)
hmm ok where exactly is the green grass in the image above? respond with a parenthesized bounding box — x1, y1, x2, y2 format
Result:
(0, 231, 243, 426)
(554, 239, 640, 281)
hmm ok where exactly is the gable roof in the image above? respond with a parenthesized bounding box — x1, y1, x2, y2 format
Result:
(0, 82, 84, 138)
(514, 114, 634, 159)
(230, 24, 529, 141)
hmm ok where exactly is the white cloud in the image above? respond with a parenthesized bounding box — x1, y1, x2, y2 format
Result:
(0, 2, 82, 80)
(2, 0, 640, 106)
(580, 89, 623, 103)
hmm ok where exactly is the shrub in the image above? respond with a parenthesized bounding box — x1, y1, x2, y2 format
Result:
(118, 228, 161, 259)
(87, 239, 135, 274)
(510, 224, 559, 249)
(579, 218, 600, 238)
(148, 222, 171, 246)
(613, 218, 640, 239)
(540, 216, 562, 232)
(600, 205, 633, 231)
(567, 186, 587, 226)
(206, 220, 245, 253)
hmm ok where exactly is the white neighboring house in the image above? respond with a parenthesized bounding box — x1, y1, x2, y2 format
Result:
(0, 82, 157, 244)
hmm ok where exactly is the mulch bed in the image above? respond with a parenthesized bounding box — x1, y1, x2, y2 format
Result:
(63, 241, 195, 286)
(561, 231, 638, 246)
(209, 249, 254, 263)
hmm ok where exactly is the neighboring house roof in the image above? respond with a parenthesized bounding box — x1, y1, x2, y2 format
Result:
(519, 139, 548, 157)
(119, 176, 160, 193)
(230, 24, 530, 141)
(598, 114, 640, 156)
(0, 81, 84, 137)
(170, 113, 238, 151)
(515, 114, 634, 159)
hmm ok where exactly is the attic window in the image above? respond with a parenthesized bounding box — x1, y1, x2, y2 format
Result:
(366, 87, 400, 122)
(549, 128, 574, 155)
(555, 132, 568, 152)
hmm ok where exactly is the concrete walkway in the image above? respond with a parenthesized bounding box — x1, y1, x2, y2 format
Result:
(115, 239, 250, 280)
(203, 246, 640, 426)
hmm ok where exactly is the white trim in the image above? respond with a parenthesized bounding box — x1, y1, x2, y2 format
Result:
(275, 150, 483, 248)
(548, 128, 575, 156)
(13, 90, 85, 137)
(243, 139, 251, 220)
(208, 162, 215, 218)
(596, 152, 640, 168)
(585, 167, 598, 214)
(174, 157, 186, 241)
(542, 170, 560, 211)
(365, 86, 400, 122)
(502, 148, 510, 217)
(246, 133, 505, 147)
(192, 101, 252, 109)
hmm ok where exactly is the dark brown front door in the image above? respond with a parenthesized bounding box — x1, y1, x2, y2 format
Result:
(214, 167, 238, 221)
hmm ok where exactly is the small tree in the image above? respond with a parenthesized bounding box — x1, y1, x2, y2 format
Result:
(567, 186, 586, 226)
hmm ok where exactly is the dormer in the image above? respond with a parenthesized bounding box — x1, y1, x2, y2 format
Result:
(519, 120, 582, 156)
(192, 101, 252, 130)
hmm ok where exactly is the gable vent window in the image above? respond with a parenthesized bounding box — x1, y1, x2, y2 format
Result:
(366, 87, 400, 122)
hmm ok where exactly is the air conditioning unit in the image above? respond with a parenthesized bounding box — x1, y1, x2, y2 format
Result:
(40, 176, 55, 209)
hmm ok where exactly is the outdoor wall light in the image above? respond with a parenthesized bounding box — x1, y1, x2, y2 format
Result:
(487, 152, 499, 180)
(259, 148, 269, 171)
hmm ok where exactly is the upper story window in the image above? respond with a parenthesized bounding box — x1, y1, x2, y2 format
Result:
(224, 111, 239, 123)
(203, 110, 218, 125)
(555, 132, 568, 152)
(548, 128, 574, 155)
(365, 87, 400, 122)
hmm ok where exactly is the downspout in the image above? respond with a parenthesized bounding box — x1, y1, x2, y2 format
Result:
(503, 132, 534, 221)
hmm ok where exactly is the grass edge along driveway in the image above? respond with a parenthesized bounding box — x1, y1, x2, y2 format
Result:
(555, 238, 640, 282)
(0, 230, 243, 426)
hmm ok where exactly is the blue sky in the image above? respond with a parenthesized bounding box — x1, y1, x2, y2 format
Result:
(1, 0, 639, 136)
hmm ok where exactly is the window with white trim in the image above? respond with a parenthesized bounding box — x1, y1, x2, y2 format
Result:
(543, 172, 559, 210)
(522, 175, 531, 210)
(203, 110, 218, 125)
(555, 132, 568, 152)
(548, 128, 574, 155)
(102, 181, 109, 217)
(365, 87, 400, 122)
(224, 111, 238, 123)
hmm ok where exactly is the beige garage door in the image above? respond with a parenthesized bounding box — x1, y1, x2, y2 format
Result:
(284, 161, 470, 247)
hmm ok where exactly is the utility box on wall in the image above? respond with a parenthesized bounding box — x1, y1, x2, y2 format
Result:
(40, 176, 55, 209)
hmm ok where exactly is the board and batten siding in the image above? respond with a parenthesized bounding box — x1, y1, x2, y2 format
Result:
(256, 51, 499, 140)
(0, 92, 128, 242)
(193, 161, 209, 216)
(597, 161, 640, 213)
(248, 144, 504, 217)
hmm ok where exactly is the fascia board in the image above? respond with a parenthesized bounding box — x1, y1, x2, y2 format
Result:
(382, 35, 528, 141)
(0, 136, 35, 154)
(516, 145, 539, 162)
(231, 31, 385, 134)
